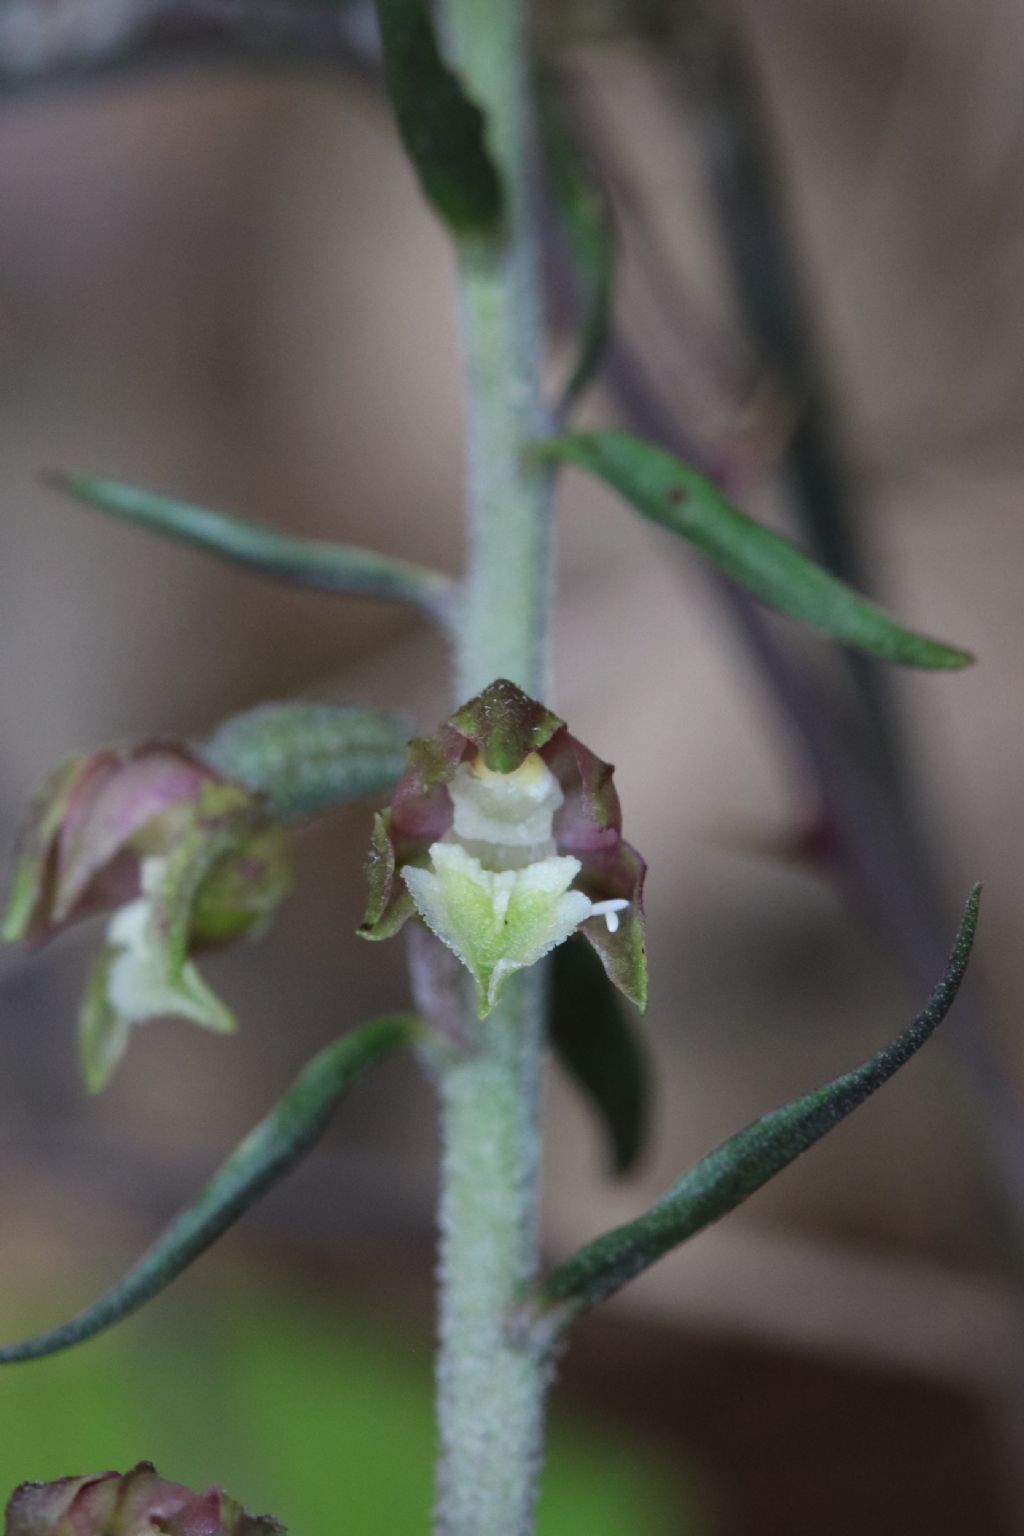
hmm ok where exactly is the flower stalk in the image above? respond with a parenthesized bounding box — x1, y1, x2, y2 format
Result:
(432, 0, 555, 1527)
(444, 0, 552, 702)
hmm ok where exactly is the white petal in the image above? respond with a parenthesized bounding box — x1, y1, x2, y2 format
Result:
(449, 753, 563, 849)
(103, 860, 234, 1034)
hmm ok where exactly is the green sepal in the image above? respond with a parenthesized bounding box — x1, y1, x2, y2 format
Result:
(571, 839, 649, 1015)
(359, 811, 417, 940)
(204, 702, 412, 822)
(542, 728, 620, 840)
(374, 0, 504, 236)
(362, 811, 396, 931)
(537, 432, 974, 670)
(535, 886, 980, 1326)
(580, 880, 648, 1015)
(78, 949, 132, 1095)
(400, 727, 468, 800)
(190, 822, 293, 946)
(0, 1016, 420, 1365)
(449, 677, 563, 773)
(361, 887, 417, 942)
(149, 783, 259, 980)
(550, 935, 649, 1175)
(2, 756, 82, 943)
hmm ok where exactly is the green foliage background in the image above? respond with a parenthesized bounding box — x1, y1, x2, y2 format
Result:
(0, 1280, 694, 1534)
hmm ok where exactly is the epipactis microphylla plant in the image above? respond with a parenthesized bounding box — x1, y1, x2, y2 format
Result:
(0, 1, 981, 1533)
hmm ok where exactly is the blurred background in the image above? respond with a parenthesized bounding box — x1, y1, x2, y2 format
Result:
(1, 0, 1023, 1531)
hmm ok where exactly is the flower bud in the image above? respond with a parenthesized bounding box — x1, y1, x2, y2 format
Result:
(4, 742, 291, 1091)
(4, 1462, 284, 1534)
(361, 679, 647, 1014)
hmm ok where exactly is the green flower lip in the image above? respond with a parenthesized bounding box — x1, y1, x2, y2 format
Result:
(361, 679, 648, 1013)
(403, 842, 593, 1014)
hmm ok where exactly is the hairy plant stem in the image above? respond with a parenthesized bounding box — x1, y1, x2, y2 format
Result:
(434, 969, 550, 1536)
(433, 0, 554, 1531)
(446, 5, 551, 702)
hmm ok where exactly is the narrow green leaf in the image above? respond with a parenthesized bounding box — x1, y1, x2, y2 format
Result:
(540, 87, 616, 412)
(550, 936, 648, 1176)
(205, 702, 413, 822)
(374, 0, 503, 236)
(536, 432, 973, 669)
(44, 473, 456, 621)
(0, 1015, 419, 1365)
(535, 887, 979, 1326)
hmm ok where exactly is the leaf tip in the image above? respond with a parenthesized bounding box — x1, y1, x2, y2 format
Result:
(42, 469, 101, 510)
(929, 642, 976, 671)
